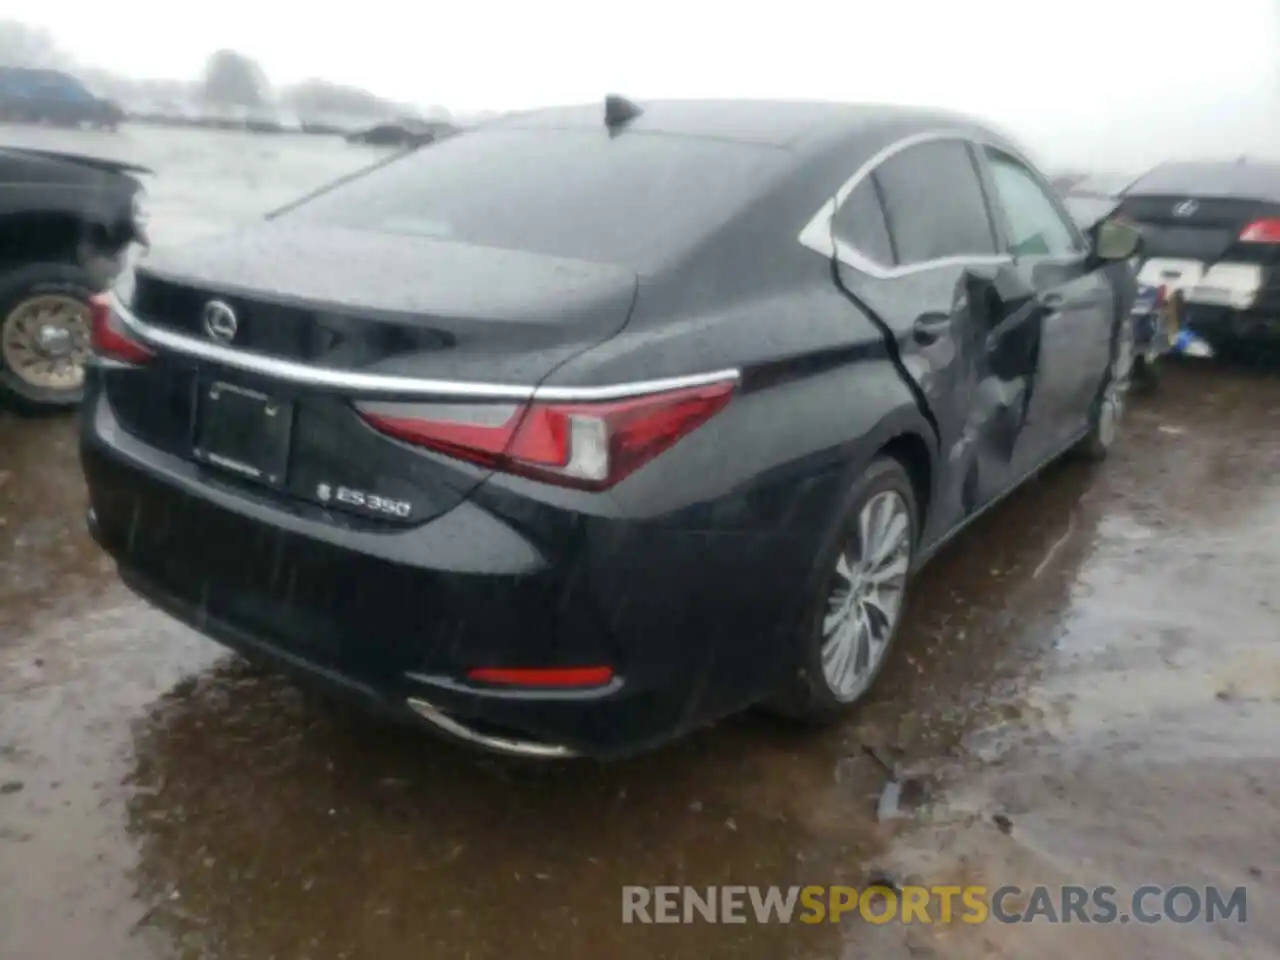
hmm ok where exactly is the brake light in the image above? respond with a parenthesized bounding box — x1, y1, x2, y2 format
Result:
(357, 379, 736, 490)
(467, 666, 615, 688)
(88, 294, 154, 364)
(1239, 218, 1280, 243)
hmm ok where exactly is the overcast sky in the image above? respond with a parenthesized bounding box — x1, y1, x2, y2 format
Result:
(15, 0, 1280, 168)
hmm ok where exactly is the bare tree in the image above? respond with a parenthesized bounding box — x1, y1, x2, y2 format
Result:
(280, 79, 394, 121)
(201, 49, 270, 108)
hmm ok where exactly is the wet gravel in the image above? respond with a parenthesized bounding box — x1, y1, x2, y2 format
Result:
(2, 126, 1278, 959)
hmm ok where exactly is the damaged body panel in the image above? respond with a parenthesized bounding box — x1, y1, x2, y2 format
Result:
(800, 130, 1118, 550)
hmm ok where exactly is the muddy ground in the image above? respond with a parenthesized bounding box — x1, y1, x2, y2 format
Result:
(3, 361, 1277, 960)
(2, 126, 1278, 960)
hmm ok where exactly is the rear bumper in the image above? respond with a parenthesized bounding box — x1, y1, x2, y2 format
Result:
(99, 549, 616, 759)
(80, 384, 812, 759)
(1183, 305, 1280, 343)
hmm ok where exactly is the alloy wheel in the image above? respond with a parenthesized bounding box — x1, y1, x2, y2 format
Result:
(0, 294, 91, 391)
(820, 489, 911, 702)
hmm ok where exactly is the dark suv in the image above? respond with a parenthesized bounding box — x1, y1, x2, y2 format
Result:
(0, 146, 149, 410)
(0, 67, 125, 130)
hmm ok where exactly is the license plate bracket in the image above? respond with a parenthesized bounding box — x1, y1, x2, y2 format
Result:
(193, 381, 294, 487)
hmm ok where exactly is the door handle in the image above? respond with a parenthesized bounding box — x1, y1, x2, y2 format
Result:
(1038, 293, 1065, 311)
(912, 314, 951, 345)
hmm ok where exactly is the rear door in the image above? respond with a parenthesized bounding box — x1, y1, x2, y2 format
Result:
(825, 136, 1042, 542)
(977, 145, 1113, 471)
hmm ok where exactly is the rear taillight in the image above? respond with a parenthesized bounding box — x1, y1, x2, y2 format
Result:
(467, 666, 615, 688)
(1239, 218, 1280, 243)
(89, 294, 154, 364)
(1155, 283, 1168, 306)
(357, 379, 736, 490)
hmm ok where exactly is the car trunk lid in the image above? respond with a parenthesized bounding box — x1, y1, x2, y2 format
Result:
(1120, 195, 1280, 263)
(107, 223, 638, 525)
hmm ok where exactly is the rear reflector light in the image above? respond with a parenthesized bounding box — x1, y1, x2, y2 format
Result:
(1239, 218, 1280, 243)
(357, 379, 736, 490)
(89, 294, 154, 364)
(467, 666, 615, 688)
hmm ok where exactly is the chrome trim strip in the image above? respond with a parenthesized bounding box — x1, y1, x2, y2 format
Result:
(406, 697, 577, 759)
(110, 292, 535, 400)
(535, 368, 739, 402)
(797, 129, 1017, 279)
(107, 291, 740, 402)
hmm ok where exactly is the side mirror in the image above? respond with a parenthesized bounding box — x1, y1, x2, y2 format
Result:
(1092, 218, 1143, 262)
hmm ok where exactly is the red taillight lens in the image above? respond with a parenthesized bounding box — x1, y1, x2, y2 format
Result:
(467, 666, 615, 688)
(1155, 283, 1168, 306)
(1239, 218, 1280, 243)
(357, 379, 736, 490)
(358, 402, 522, 468)
(88, 293, 154, 364)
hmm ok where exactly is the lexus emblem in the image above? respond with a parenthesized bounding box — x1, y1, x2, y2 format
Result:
(202, 300, 238, 343)
(1172, 199, 1199, 218)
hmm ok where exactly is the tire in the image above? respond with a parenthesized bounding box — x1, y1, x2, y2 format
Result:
(1075, 313, 1134, 462)
(0, 263, 98, 413)
(767, 455, 919, 724)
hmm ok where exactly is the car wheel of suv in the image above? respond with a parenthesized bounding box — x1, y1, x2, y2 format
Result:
(1076, 315, 1134, 461)
(0, 263, 97, 413)
(768, 455, 918, 723)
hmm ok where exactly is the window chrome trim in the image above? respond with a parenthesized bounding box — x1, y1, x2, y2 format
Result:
(107, 291, 740, 402)
(797, 129, 1014, 279)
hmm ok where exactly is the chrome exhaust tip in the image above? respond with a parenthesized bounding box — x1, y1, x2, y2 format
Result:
(406, 697, 577, 759)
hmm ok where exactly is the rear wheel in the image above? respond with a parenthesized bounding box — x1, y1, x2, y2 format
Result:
(0, 264, 96, 412)
(768, 456, 918, 723)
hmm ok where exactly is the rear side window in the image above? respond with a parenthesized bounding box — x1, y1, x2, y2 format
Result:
(284, 128, 786, 269)
(984, 149, 1082, 257)
(832, 177, 895, 265)
(874, 140, 997, 264)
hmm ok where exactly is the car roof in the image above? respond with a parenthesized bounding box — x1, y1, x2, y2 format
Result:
(487, 98, 994, 151)
(1125, 160, 1280, 203)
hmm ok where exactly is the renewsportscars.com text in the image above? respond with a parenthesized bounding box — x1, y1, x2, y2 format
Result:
(621, 884, 1248, 925)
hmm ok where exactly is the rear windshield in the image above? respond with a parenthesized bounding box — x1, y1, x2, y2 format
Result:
(283, 128, 786, 268)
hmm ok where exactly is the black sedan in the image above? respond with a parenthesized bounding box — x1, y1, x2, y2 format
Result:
(0, 67, 125, 130)
(81, 98, 1140, 759)
(1115, 159, 1280, 357)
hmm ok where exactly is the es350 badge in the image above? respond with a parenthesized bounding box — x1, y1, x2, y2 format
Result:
(316, 483, 412, 519)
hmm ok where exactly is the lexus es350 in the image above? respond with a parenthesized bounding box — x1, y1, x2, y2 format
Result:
(81, 98, 1140, 759)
